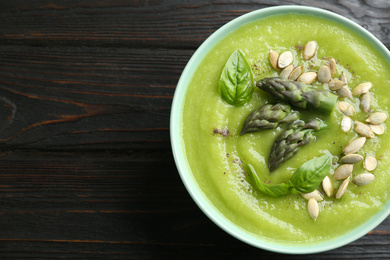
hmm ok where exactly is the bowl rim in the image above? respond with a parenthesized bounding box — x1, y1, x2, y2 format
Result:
(170, 5, 390, 254)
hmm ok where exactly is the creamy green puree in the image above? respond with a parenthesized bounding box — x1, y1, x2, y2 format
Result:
(182, 13, 390, 245)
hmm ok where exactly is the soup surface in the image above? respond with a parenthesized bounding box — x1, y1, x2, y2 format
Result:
(182, 13, 390, 244)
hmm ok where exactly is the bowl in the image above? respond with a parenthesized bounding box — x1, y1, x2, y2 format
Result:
(170, 5, 390, 254)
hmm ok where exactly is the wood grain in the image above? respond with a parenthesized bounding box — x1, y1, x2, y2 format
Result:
(1, 0, 390, 48)
(0, 46, 190, 149)
(0, 151, 387, 259)
(0, 0, 389, 259)
(1, 0, 390, 149)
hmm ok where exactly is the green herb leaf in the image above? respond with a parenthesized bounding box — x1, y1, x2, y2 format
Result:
(289, 152, 333, 194)
(248, 153, 333, 197)
(219, 50, 254, 106)
(248, 164, 291, 197)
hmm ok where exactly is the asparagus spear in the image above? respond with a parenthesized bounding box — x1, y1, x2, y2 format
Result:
(256, 77, 338, 114)
(240, 103, 299, 135)
(268, 119, 326, 172)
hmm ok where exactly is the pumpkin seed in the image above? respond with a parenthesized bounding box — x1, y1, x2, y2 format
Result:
(339, 72, 348, 84)
(369, 124, 385, 135)
(301, 189, 324, 202)
(318, 65, 331, 83)
(338, 101, 355, 116)
(334, 164, 353, 180)
(328, 57, 337, 77)
(341, 116, 352, 132)
(308, 197, 319, 221)
(280, 64, 294, 79)
(269, 49, 280, 70)
(335, 176, 350, 199)
(360, 92, 371, 113)
(322, 176, 333, 197)
(328, 79, 346, 91)
(354, 121, 375, 138)
(343, 137, 366, 154)
(339, 154, 363, 164)
(366, 112, 387, 125)
(336, 86, 352, 99)
(288, 65, 303, 80)
(352, 173, 375, 186)
(297, 72, 317, 84)
(352, 82, 372, 96)
(363, 155, 377, 171)
(278, 51, 293, 69)
(302, 41, 317, 60)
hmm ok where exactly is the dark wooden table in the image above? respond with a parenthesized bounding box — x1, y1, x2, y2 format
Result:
(0, 0, 389, 259)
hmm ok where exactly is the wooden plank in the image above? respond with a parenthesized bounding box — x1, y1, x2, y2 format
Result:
(0, 151, 387, 258)
(0, 0, 389, 258)
(1, 0, 390, 49)
(0, 46, 191, 149)
(0, 0, 389, 150)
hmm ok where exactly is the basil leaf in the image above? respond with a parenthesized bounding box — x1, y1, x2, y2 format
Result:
(289, 152, 332, 194)
(248, 164, 291, 197)
(219, 50, 254, 106)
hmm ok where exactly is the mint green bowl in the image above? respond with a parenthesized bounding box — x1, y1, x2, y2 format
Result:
(170, 5, 390, 254)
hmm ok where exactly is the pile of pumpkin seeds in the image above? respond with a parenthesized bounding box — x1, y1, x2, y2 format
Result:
(268, 41, 387, 221)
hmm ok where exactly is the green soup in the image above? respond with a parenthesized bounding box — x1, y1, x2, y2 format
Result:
(182, 13, 390, 245)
